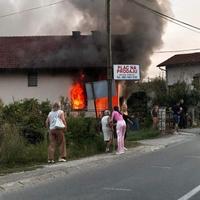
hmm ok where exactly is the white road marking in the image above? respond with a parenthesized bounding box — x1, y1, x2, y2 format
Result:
(103, 187, 132, 192)
(178, 185, 200, 200)
(151, 165, 172, 169)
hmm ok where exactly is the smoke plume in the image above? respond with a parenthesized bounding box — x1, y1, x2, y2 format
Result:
(69, 0, 172, 78)
(0, 0, 171, 78)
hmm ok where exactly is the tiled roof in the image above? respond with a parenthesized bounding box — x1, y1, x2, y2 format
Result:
(0, 32, 110, 70)
(157, 52, 200, 67)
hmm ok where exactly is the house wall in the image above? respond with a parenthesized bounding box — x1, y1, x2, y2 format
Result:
(166, 64, 200, 86)
(0, 73, 74, 104)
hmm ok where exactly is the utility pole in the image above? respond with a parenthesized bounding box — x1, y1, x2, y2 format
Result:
(106, 0, 113, 111)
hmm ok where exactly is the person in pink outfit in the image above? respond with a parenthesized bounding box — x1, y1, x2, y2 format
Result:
(111, 106, 126, 154)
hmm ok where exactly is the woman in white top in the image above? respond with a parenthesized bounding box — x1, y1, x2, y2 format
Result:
(101, 110, 113, 152)
(46, 102, 67, 163)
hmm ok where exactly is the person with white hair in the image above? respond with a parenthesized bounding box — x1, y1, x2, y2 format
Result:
(101, 110, 113, 152)
(46, 101, 67, 163)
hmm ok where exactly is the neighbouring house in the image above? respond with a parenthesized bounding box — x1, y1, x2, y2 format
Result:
(158, 52, 200, 125)
(0, 31, 127, 115)
(157, 52, 200, 86)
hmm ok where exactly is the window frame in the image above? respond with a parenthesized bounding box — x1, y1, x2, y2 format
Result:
(27, 71, 38, 87)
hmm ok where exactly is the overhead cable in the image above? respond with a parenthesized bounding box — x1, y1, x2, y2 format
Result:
(129, 0, 200, 33)
(0, 0, 68, 19)
(0, 0, 200, 35)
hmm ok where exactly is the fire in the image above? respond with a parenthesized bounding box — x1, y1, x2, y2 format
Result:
(95, 81, 119, 117)
(96, 96, 118, 117)
(70, 82, 86, 110)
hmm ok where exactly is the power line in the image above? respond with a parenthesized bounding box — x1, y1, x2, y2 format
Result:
(129, 1, 200, 53)
(0, 0, 68, 19)
(0, 0, 200, 35)
(129, 0, 200, 33)
(160, 17, 200, 34)
(130, 0, 200, 31)
(156, 13, 200, 34)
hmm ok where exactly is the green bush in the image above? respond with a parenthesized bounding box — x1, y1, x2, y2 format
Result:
(1, 99, 51, 144)
(0, 123, 47, 166)
(0, 100, 105, 167)
(142, 114, 152, 128)
(0, 99, 50, 167)
(66, 116, 104, 158)
(0, 98, 161, 170)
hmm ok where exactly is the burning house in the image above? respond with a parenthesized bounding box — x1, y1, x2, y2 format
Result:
(0, 0, 171, 115)
(0, 31, 124, 115)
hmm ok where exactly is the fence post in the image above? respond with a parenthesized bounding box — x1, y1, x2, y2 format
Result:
(158, 107, 166, 134)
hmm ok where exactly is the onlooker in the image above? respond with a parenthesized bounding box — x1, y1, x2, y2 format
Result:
(172, 102, 181, 134)
(121, 103, 130, 150)
(179, 99, 187, 129)
(101, 110, 113, 152)
(111, 106, 126, 155)
(112, 119, 118, 151)
(46, 102, 67, 163)
(151, 104, 159, 129)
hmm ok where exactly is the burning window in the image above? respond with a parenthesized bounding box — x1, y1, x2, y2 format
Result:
(70, 82, 86, 110)
(95, 96, 118, 117)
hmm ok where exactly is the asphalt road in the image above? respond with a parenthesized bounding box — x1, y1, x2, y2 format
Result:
(2, 134, 200, 200)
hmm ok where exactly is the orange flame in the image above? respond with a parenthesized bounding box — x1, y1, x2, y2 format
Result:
(70, 82, 86, 110)
(95, 82, 119, 117)
(96, 96, 118, 117)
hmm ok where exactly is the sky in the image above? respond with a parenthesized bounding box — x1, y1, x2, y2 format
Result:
(147, 0, 200, 79)
(0, 0, 199, 79)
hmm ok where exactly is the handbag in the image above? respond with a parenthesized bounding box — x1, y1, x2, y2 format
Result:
(55, 117, 65, 129)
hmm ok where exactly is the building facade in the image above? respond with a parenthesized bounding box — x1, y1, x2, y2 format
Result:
(0, 31, 124, 115)
(157, 52, 200, 86)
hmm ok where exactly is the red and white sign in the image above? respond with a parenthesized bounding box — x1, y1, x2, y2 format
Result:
(113, 64, 140, 80)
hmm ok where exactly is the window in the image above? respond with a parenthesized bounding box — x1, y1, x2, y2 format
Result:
(28, 72, 38, 87)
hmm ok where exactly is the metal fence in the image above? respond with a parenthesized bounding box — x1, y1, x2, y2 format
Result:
(158, 107, 194, 134)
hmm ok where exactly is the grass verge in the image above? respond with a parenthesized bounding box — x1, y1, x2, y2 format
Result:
(127, 128, 160, 141)
(0, 164, 44, 176)
(0, 128, 160, 175)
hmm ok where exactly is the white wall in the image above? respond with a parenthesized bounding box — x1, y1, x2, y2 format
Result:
(167, 64, 200, 86)
(0, 73, 74, 104)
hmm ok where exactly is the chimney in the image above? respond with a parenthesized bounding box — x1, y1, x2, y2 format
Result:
(72, 31, 81, 38)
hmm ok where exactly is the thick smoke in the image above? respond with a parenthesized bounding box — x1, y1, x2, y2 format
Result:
(68, 0, 172, 77)
(0, 0, 171, 78)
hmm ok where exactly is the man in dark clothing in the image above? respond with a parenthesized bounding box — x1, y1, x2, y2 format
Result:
(179, 99, 187, 129)
(172, 102, 181, 133)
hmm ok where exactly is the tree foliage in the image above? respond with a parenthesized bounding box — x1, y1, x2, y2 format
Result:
(1, 99, 51, 144)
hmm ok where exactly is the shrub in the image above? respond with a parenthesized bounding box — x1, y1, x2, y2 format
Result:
(0, 98, 161, 169)
(1, 99, 51, 144)
(66, 116, 104, 158)
(0, 123, 47, 166)
(0, 99, 105, 167)
(142, 114, 152, 128)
